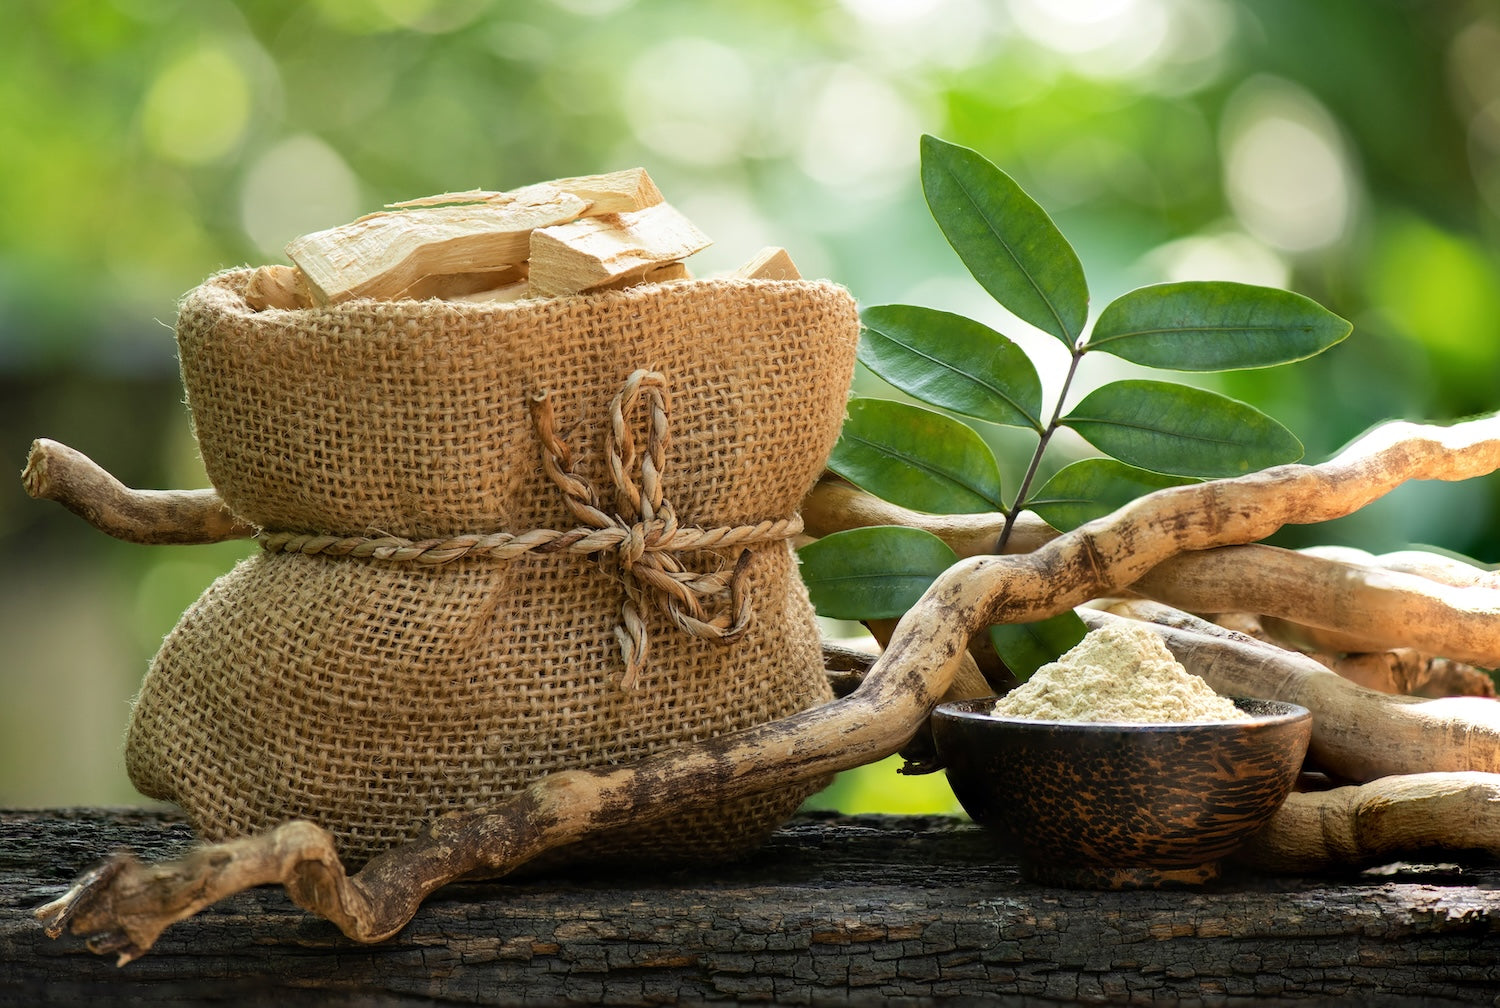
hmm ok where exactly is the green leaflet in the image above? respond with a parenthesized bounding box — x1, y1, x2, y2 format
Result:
(799, 135, 1352, 659)
(1086, 281, 1353, 371)
(920, 135, 1088, 347)
(1029, 458, 1198, 531)
(1061, 380, 1303, 477)
(988, 610, 1090, 683)
(859, 304, 1044, 429)
(797, 526, 958, 621)
(828, 397, 1004, 514)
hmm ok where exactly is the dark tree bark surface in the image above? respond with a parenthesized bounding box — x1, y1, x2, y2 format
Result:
(3, 807, 1499, 1006)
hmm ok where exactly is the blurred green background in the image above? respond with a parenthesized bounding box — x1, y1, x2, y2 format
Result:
(3, 0, 1498, 814)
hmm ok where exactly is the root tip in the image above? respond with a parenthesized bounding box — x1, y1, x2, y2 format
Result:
(20, 439, 52, 499)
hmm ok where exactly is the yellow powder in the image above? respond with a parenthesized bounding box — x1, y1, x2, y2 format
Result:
(991, 622, 1250, 724)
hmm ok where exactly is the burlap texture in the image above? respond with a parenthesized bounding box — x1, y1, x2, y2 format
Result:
(126, 270, 859, 867)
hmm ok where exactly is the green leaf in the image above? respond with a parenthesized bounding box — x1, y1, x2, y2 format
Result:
(859, 304, 1044, 430)
(797, 526, 958, 620)
(1086, 281, 1353, 371)
(828, 397, 1004, 513)
(1061, 380, 1303, 477)
(920, 134, 1088, 346)
(988, 610, 1090, 682)
(1028, 458, 1198, 531)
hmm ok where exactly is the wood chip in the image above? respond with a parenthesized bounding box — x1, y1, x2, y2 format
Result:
(733, 246, 801, 281)
(265, 167, 717, 308)
(243, 265, 311, 311)
(527, 202, 711, 298)
(382, 169, 661, 217)
(286, 185, 587, 304)
(544, 167, 663, 215)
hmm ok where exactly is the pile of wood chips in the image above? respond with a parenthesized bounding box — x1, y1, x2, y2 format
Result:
(243, 167, 801, 311)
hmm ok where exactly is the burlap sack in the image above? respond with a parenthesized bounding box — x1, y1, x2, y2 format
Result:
(126, 269, 859, 868)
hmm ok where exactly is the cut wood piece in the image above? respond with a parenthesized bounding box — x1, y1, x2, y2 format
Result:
(389, 266, 526, 301)
(286, 185, 587, 304)
(384, 169, 660, 217)
(243, 265, 311, 311)
(544, 168, 664, 215)
(527, 202, 711, 298)
(734, 246, 801, 281)
(587, 261, 690, 293)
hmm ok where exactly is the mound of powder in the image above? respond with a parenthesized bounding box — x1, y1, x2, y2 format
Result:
(991, 622, 1250, 724)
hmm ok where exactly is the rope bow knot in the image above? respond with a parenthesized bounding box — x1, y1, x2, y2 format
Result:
(258, 369, 800, 689)
(532, 369, 793, 688)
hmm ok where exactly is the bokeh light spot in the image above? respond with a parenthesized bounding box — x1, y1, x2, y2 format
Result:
(1222, 78, 1355, 253)
(1370, 215, 1500, 364)
(1008, 0, 1171, 79)
(839, 0, 945, 26)
(1448, 17, 1500, 115)
(838, 0, 997, 72)
(140, 43, 251, 165)
(549, 0, 636, 14)
(312, 0, 487, 33)
(239, 135, 363, 260)
(624, 37, 753, 166)
(1471, 99, 1500, 217)
(796, 64, 922, 198)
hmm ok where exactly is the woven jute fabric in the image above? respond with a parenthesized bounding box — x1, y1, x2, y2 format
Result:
(126, 269, 859, 868)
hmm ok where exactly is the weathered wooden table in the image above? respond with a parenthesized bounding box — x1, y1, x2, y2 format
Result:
(3, 807, 1498, 1006)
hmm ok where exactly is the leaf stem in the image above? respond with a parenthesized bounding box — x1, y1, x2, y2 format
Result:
(997, 341, 1087, 552)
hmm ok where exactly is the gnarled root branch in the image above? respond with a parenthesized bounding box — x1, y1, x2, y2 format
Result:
(805, 461, 1500, 670)
(21, 438, 254, 545)
(1322, 651, 1495, 698)
(38, 680, 943, 962)
(36, 413, 1500, 959)
(1131, 544, 1500, 668)
(34, 821, 347, 965)
(1238, 772, 1500, 873)
(1216, 612, 1495, 698)
(1086, 602, 1500, 781)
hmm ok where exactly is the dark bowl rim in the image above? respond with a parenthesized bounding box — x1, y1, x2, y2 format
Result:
(933, 695, 1310, 732)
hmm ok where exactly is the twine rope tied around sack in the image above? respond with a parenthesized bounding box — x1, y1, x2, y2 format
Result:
(258, 369, 800, 688)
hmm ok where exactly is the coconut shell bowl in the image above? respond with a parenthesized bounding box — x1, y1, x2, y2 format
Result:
(930, 697, 1312, 889)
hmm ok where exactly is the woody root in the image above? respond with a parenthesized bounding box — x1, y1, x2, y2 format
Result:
(23, 411, 1500, 963)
